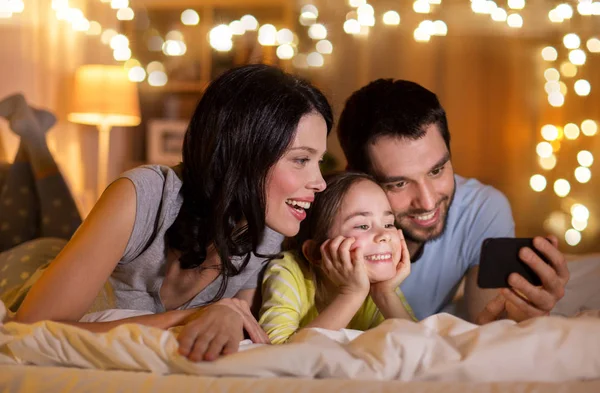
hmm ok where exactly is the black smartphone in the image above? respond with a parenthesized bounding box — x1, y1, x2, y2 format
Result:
(477, 237, 551, 289)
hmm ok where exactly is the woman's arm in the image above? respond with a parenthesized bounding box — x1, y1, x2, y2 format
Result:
(15, 178, 139, 324)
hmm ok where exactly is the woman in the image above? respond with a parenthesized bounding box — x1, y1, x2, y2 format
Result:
(7, 64, 333, 362)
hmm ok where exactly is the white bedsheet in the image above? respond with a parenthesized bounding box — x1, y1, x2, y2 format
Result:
(1, 300, 599, 382)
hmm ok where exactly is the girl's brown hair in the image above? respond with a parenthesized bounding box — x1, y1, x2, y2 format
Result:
(285, 171, 378, 307)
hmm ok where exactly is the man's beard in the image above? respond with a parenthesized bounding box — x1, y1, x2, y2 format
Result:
(396, 182, 456, 245)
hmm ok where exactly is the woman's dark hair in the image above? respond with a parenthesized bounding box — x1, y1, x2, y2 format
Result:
(338, 79, 450, 173)
(287, 171, 378, 306)
(166, 64, 333, 303)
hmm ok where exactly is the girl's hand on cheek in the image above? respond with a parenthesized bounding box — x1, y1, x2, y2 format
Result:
(371, 230, 411, 295)
(320, 236, 370, 297)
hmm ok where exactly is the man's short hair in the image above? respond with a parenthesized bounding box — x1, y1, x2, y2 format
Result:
(337, 79, 451, 172)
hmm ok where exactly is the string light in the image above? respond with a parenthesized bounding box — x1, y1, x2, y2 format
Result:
(581, 120, 598, 136)
(571, 204, 590, 221)
(574, 79, 591, 96)
(383, 11, 400, 25)
(587, 38, 600, 53)
(508, 0, 525, 10)
(577, 151, 594, 167)
(553, 179, 570, 197)
(565, 229, 581, 246)
(506, 13, 523, 28)
(563, 33, 580, 49)
(560, 62, 577, 78)
(575, 167, 592, 183)
(564, 123, 580, 140)
(276, 44, 295, 60)
(181, 9, 199, 26)
(569, 49, 586, 65)
(541, 46, 558, 61)
(307, 52, 324, 67)
(539, 155, 557, 170)
(530, 174, 547, 192)
(308, 24, 327, 40)
(316, 40, 333, 54)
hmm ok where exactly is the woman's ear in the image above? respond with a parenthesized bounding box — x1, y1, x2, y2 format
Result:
(302, 239, 321, 264)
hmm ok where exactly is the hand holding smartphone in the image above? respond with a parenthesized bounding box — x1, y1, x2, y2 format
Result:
(477, 237, 551, 289)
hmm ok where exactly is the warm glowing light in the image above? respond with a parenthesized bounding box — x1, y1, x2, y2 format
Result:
(229, 21, 245, 35)
(565, 229, 581, 246)
(383, 11, 400, 25)
(344, 19, 360, 34)
(276, 44, 295, 59)
(113, 47, 131, 61)
(507, 13, 523, 28)
(181, 9, 199, 26)
(553, 179, 571, 197)
(572, 217, 588, 231)
(258, 24, 278, 46)
(575, 166, 592, 183)
(560, 62, 577, 78)
(128, 66, 146, 82)
(556, 3, 574, 19)
(209, 25, 233, 51)
(308, 23, 327, 40)
(277, 28, 294, 45)
(563, 33, 581, 49)
(87, 21, 102, 35)
(508, 0, 525, 10)
(491, 8, 508, 21)
(541, 46, 558, 61)
(544, 68, 560, 81)
(240, 15, 258, 31)
(148, 70, 167, 87)
(564, 123, 580, 139)
(433, 20, 447, 36)
(541, 124, 559, 141)
(530, 174, 547, 192)
(581, 120, 598, 136)
(569, 49, 586, 65)
(574, 79, 591, 96)
(536, 141, 553, 158)
(307, 52, 324, 67)
(548, 92, 565, 107)
(587, 38, 600, 53)
(414, 0, 431, 14)
(577, 150, 594, 167)
(110, 34, 129, 50)
(116, 7, 134, 20)
(316, 40, 333, 54)
(539, 155, 557, 170)
(571, 204, 590, 221)
(413, 27, 430, 42)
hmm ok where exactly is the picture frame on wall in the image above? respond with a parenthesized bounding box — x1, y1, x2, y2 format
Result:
(146, 119, 188, 165)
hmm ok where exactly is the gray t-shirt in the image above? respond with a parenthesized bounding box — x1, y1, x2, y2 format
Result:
(90, 165, 284, 313)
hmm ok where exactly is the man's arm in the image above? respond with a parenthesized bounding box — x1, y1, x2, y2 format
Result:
(462, 186, 515, 323)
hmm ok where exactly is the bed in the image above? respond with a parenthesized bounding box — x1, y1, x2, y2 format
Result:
(2, 256, 600, 392)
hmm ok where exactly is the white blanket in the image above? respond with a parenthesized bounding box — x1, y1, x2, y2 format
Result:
(1, 300, 599, 382)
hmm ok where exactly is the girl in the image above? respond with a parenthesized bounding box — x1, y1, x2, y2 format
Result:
(4, 64, 333, 362)
(259, 172, 416, 344)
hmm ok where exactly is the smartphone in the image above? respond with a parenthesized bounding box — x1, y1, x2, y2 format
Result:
(477, 237, 551, 289)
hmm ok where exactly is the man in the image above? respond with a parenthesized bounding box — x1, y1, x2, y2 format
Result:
(337, 79, 569, 324)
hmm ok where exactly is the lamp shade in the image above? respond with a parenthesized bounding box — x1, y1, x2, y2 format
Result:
(68, 65, 141, 127)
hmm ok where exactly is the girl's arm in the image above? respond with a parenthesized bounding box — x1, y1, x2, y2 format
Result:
(303, 236, 370, 331)
(370, 290, 414, 320)
(258, 258, 306, 344)
(304, 292, 366, 330)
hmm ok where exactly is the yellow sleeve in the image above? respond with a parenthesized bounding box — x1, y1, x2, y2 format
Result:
(259, 254, 308, 344)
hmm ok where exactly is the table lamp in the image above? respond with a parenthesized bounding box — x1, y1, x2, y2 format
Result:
(68, 64, 141, 199)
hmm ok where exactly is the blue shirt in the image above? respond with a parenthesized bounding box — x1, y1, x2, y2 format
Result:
(399, 175, 515, 320)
